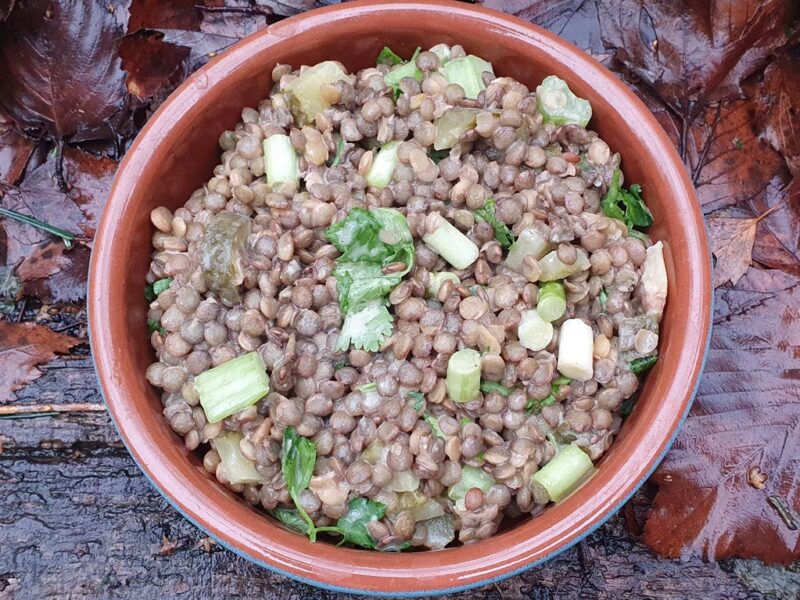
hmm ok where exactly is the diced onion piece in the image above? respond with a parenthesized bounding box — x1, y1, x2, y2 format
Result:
(366, 141, 401, 189)
(212, 431, 265, 485)
(518, 309, 554, 351)
(429, 43, 452, 64)
(505, 228, 554, 273)
(447, 465, 495, 501)
(262, 134, 299, 187)
(536, 282, 566, 322)
(284, 60, 352, 125)
(197, 352, 270, 423)
(422, 212, 479, 270)
(384, 56, 423, 89)
(640, 241, 668, 317)
(388, 470, 421, 492)
(557, 318, 594, 381)
(422, 515, 456, 549)
(536, 75, 592, 127)
(539, 249, 590, 281)
(442, 55, 494, 100)
(446, 349, 482, 403)
(426, 271, 460, 298)
(433, 108, 478, 150)
(531, 444, 595, 503)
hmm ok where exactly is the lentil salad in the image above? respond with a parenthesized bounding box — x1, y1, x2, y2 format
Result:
(144, 43, 668, 550)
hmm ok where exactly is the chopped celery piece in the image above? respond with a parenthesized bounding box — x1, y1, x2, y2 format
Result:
(433, 108, 478, 150)
(199, 211, 251, 306)
(196, 352, 270, 423)
(429, 43, 452, 64)
(442, 55, 494, 100)
(423, 515, 455, 549)
(391, 490, 444, 521)
(518, 309, 553, 351)
(640, 241, 667, 317)
(446, 349, 481, 403)
(531, 444, 595, 503)
(539, 249, 590, 281)
(537, 282, 566, 322)
(557, 318, 594, 381)
(387, 470, 421, 493)
(384, 48, 422, 91)
(284, 60, 352, 125)
(422, 213, 479, 270)
(263, 134, 299, 187)
(448, 465, 495, 501)
(505, 228, 553, 273)
(426, 271, 460, 298)
(213, 431, 265, 485)
(536, 75, 592, 127)
(366, 141, 401, 189)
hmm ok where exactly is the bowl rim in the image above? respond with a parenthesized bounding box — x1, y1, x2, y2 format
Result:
(88, 0, 713, 595)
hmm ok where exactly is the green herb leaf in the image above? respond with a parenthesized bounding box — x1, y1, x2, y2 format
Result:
(358, 382, 377, 393)
(428, 149, 449, 163)
(377, 46, 405, 66)
(145, 278, 173, 302)
(272, 507, 311, 535)
(475, 451, 485, 462)
(526, 376, 571, 414)
(281, 427, 318, 540)
(384, 47, 422, 98)
(335, 497, 386, 549)
(407, 391, 425, 411)
(330, 138, 347, 167)
(424, 414, 446, 439)
(479, 380, 513, 396)
(147, 318, 165, 334)
(459, 416, 472, 426)
(336, 301, 395, 353)
(600, 169, 654, 235)
(630, 355, 658, 375)
(333, 358, 349, 371)
(598, 287, 608, 311)
(473, 199, 515, 249)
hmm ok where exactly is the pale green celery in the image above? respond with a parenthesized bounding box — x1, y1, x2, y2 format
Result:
(505, 228, 554, 273)
(212, 431, 265, 485)
(531, 444, 595, 503)
(423, 515, 455, 549)
(518, 309, 554, 352)
(284, 61, 352, 125)
(537, 282, 566, 322)
(448, 465, 495, 502)
(429, 43, 452, 64)
(263, 134, 299, 187)
(446, 349, 481, 403)
(422, 213, 479, 270)
(539, 249, 590, 281)
(433, 109, 478, 150)
(387, 470, 421, 493)
(391, 490, 444, 521)
(426, 271, 460, 298)
(384, 49, 423, 89)
(196, 352, 270, 423)
(366, 141, 401, 189)
(536, 75, 592, 127)
(442, 55, 494, 100)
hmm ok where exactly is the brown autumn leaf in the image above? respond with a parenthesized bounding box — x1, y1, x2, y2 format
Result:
(0, 1, 131, 143)
(0, 0, 14, 22)
(756, 54, 800, 177)
(0, 320, 81, 401)
(643, 270, 800, 564)
(750, 177, 800, 276)
(709, 216, 758, 287)
(128, 0, 202, 32)
(119, 31, 191, 101)
(0, 112, 34, 185)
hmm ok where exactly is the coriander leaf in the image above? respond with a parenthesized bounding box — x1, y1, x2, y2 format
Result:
(624, 184, 653, 227)
(599, 287, 608, 310)
(384, 47, 422, 99)
(145, 277, 172, 302)
(376, 46, 404, 66)
(335, 497, 386, 549)
(330, 138, 346, 167)
(429, 149, 449, 163)
(281, 427, 318, 540)
(272, 507, 310, 535)
(460, 416, 472, 426)
(423, 414, 446, 439)
(358, 382, 377, 393)
(630, 355, 658, 375)
(333, 358, 349, 370)
(473, 199, 515, 249)
(407, 391, 425, 411)
(476, 451, 485, 461)
(553, 376, 571, 387)
(147, 318, 164, 334)
(526, 376, 572, 414)
(480, 380, 512, 396)
(600, 169, 654, 234)
(336, 300, 394, 353)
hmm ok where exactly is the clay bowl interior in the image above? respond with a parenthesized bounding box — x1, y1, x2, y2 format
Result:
(89, 0, 711, 595)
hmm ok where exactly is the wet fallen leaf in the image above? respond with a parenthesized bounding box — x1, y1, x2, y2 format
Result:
(128, 0, 201, 32)
(0, 320, 81, 401)
(756, 54, 800, 176)
(0, 0, 14, 22)
(750, 177, 800, 276)
(710, 215, 759, 287)
(0, 1, 131, 143)
(16, 242, 93, 304)
(643, 271, 800, 564)
(119, 31, 191, 101)
(0, 112, 35, 185)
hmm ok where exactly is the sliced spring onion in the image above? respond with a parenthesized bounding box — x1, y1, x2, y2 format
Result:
(422, 213, 479, 270)
(284, 60, 352, 125)
(537, 282, 566, 322)
(535, 75, 592, 127)
(448, 465, 495, 502)
(518, 309, 554, 352)
(446, 349, 482, 403)
(433, 108, 478, 150)
(505, 228, 553, 273)
(426, 271, 460, 298)
(263, 134, 299, 187)
(365, 140, 401, 189)
(538, 249, 590, 281)
(531, 444, 595, 503)
(212, 431, 265, 485)
(442, 55, 494, 100)
(557, 318, 594, 381)
(196, 351, 270, 423)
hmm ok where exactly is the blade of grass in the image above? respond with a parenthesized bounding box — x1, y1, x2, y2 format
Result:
(0, 206, 77, 248)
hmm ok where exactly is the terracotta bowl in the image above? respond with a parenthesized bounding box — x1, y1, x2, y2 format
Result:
(89, 0, 712, 595)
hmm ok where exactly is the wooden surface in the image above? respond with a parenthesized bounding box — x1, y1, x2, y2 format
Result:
(0, 355, 771, 600)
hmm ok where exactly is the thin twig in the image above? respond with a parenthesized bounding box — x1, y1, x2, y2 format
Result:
(54, 137, 68, 193)
(756, 196, 791, 223)
(0, 403, 106, 417)
(195, 4, 272, 17)
(50, 319, 87, 333)
(15, 297, 26, 323)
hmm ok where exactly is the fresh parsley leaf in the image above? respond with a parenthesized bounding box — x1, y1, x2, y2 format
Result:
(600, 169, 654, 235)
(476, 451, 485, 462)
(630, 355, 658, 375)
(480, 380, 513, 396)
(358, 382, 377, 393)
(459, 416, 472, 426)
(145, 277, 172, 302)
(147, 318, 165, 334)
(335, 497, 386, 549)
(330, 138, 346, 167)
(333, 358, 349, 371)
(407, 391, 425, 411)
(526, 376, 572, 414)
(377, 46, 404, 66)
(272, 507, 310, 535)
(424, 414, 446, 439)
(428, 149, 449, 163)
(337, 301, 395, 353)
(473, 199, 515, 249)
(384, 47, 422, 99)
(598, 287, 608, 311)
(281, 427, 318, 540)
